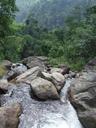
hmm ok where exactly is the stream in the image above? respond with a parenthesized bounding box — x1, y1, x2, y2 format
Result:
(0, 80, 83, 128)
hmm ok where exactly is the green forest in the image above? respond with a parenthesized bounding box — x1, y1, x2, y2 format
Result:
(0, 0, 96, 70)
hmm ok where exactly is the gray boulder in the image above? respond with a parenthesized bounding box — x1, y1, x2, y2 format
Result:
(70, 70, 96, 128)
(22, 56, 48, 71)
(31, 77, 59, 100)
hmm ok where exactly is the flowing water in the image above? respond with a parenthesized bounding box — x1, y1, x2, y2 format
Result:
(0, 80, 83, 128)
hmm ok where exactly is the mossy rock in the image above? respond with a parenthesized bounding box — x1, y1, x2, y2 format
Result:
(0, 65, 7, 78)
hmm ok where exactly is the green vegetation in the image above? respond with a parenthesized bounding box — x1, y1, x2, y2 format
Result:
(0, 65, 7, 78)
(0, 0, 96, 71)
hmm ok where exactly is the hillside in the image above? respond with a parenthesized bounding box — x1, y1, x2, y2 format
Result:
(16, 0, 39, 22)
(16, 0, 96, 29)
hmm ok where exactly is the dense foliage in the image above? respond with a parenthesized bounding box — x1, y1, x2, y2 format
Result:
(15, 0, 39, 22)
(0, 0, 17, 60)
(27, 0, 96, 29)
(20, 5, 96, 70)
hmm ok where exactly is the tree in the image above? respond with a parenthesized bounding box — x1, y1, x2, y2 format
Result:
(0, 0, 17, 59)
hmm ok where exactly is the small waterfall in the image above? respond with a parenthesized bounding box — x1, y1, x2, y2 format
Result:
(0, 80, 83, 128)
(60, 79, 83, 128)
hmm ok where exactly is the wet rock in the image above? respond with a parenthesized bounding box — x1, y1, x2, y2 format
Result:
(0, 103, 21, 128)
(16, 66, 41, 83)
(64, 71, 76, 79)
(11, 63, 27, 74)
(22, 56, 48, 71)
(31, 77, 59, 100)
(70, 70, 96, 128)
(6, 63, 27, 81)
(0, 79, 8, 94)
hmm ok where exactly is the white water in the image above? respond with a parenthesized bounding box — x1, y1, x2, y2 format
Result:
(39, 80, 82, 128)
(1, 80, 83, 128)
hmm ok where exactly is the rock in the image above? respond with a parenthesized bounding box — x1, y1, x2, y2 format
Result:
(11, 63, 27, 74)
(39, 71, 52, 81)
(64, 74, 70, 79)
(64, 71, 76, 79)
(51, 72, 65, 91)
(76, 73, 80, 78)
(80, 71, 96, 82)
(0, 60, 12, 70)
(70, 70, 96, 128)
(79, 110, 96, 128)
(0, 79, 8, 94)
(69, 71, 76, 78)
(31, 77, 59, 100)
(0, 103, 21, 128)
(6, 63, 27, 81)
(58, 65, 70, 75)
(22, 56, 48, 71)
(16, 66, 41, 83)
(51, 68, 63, 74)
(39, 72, 65, 91)
(85, 57, 96, 71)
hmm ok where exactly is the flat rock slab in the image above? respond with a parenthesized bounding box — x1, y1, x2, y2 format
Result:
(16, 66, 40, 83)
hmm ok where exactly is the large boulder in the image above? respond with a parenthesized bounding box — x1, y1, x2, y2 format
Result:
(31, 77, 59, 100)
(39, 72, 65, 91)
(16, 66, 41, 83)
(22, 56, 48, 71)
(0, 103, 21, 128)
(70, 70, 96, 128)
